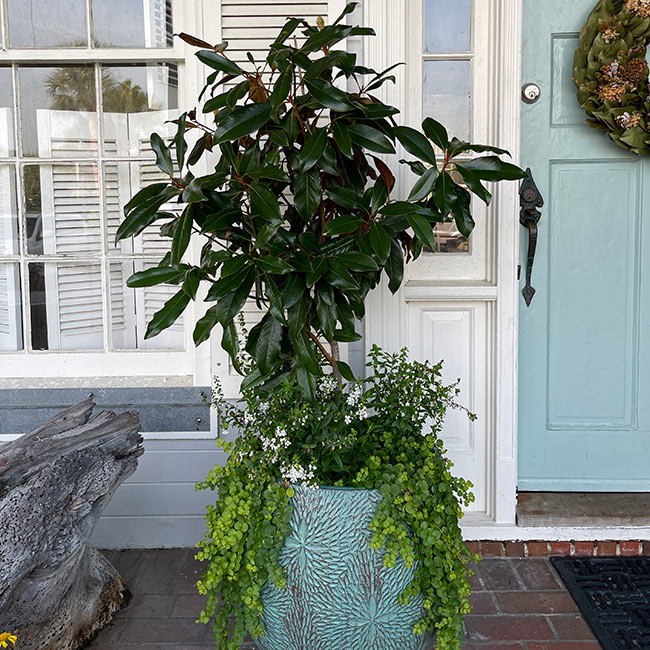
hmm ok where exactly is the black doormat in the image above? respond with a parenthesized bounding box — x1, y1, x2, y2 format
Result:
(551, 556, 650, 650)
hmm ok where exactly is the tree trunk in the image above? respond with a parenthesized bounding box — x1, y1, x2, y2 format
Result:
(0, 398, 143, 649)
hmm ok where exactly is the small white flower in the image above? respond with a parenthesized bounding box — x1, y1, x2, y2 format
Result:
(344, 414, 352, 424)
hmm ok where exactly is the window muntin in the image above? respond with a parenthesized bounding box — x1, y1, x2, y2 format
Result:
(0, 2, 185, 355)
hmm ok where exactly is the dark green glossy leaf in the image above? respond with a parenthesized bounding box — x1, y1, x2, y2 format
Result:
(326, 259, 359, 291)
(281, 273, 306, 308)
(150, 133, 174, 176)
(433, 171, 457, 217)
(182, 268, 200, 299)
(174, 113, 187, 171)
(255, 314, 283, 375)
(187, 133, 212, 166)
(126, 266, 184, 287)
(249, 184, 281, 221)
(144, 289, 190, 339)
(294, 168, 321, 220)
(370, 178, 388, 212)
(215, 266, 255, 324)
(299, 128, 328, 172)
(385, 239, 403, 294)
(324, 186, 365, 211)
(422, 117, 449, 150)
(394, 125, 437, 165)
(123, 182, 168, 217)
(256, 220, 282, 249)
(304, 78, 353, 112)
(316, 288, 337, 338)
(452, 186, 475, 238)
(333, 1, 359, 25)
(379, 201, 418, 217)
(447, 137, 510, 158)
(221, 320, 241, 373)
(292, 329, 322, 375)
(336, 359, 356, 381)
(400, 158, 428, 176)
(269, 66, 292, 110)
(193, 305, 218, 345)
(214, 103, 272, 144)
(171, 206, 194, 266)
(368, 221, 390, 263)
(306, 256, 328, 286)
(348, 124, 395, 154)
(408, 165, 438, 201)
(333, 328, 362, 342)
(197, 49, 243, 76)
(335, 251, 379, 271)
(299, 24, 351, 54)
(406, 213, 437, 251)
(455, 165, 492, 205)
(257, 255, 294, 274)
(182, 177, 206, 203)
(323, 215, 363, 235)
(116, 188, 177, 242)
(459, 156, 527, 181)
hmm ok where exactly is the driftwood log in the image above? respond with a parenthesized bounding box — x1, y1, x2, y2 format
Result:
(0, 399, 143, 649)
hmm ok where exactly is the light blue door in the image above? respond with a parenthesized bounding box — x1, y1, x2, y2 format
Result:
(519, 0, 650, 490)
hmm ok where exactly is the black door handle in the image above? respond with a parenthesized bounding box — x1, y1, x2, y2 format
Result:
(519, 168, 543, 306)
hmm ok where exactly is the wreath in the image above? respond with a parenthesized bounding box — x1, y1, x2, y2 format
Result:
(574, 0, 650, 154)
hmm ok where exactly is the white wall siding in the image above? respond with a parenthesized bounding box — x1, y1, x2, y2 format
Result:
(92, 439, 227, 548)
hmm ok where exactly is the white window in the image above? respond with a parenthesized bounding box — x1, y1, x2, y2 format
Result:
(405, 0, 492, 282)
(0, 0, 215, 381)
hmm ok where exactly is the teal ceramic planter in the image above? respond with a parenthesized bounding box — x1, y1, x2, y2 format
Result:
(257, 485, 434, 650)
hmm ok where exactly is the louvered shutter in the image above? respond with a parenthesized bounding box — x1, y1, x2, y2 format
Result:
(128, 110, 185, 349)
(37, 109, 105, 349)
(0, 107, 21, 351)
(221, 0, 334, 72)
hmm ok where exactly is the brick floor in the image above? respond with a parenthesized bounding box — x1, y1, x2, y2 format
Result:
(88, 551, 602, 650)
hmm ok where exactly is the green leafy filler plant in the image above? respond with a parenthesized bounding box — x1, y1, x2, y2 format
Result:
(196, 346, 477, 650)
(114, 2, 525, 396)
(113, 2, 526, 649)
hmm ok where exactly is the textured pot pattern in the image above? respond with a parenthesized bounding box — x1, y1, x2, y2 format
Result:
(257, 486, 433, 650)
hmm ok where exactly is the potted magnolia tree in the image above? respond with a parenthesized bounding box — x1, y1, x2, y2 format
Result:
(116, 4, 525, 649)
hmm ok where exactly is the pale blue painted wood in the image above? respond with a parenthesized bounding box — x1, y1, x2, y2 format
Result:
(519, 0, 650, 490)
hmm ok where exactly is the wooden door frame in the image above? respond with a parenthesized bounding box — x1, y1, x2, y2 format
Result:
(364, 0, 523, 529)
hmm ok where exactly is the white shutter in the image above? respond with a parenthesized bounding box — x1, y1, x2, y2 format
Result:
(221, 0, 331, 71)
(0, 107, 21, 351)
(37, 109, 105, 349)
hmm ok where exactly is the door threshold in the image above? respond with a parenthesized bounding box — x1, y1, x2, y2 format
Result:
(517, 492, 650, 527)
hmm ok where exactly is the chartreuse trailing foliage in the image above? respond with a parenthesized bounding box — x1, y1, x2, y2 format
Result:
(115, 1, 525, 394)
(196, 347, 477, 650)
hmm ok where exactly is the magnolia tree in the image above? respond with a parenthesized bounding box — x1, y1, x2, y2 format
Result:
(116, 1, 525, 396)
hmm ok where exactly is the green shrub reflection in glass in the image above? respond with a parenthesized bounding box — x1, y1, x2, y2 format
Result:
(114, 2, 525, 648)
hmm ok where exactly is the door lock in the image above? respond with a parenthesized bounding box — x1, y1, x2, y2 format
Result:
(521, 83, 541, 104)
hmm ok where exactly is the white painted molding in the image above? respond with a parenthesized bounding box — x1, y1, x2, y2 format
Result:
(364, 0, 524, 529)
(491, 0, 523, 525)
